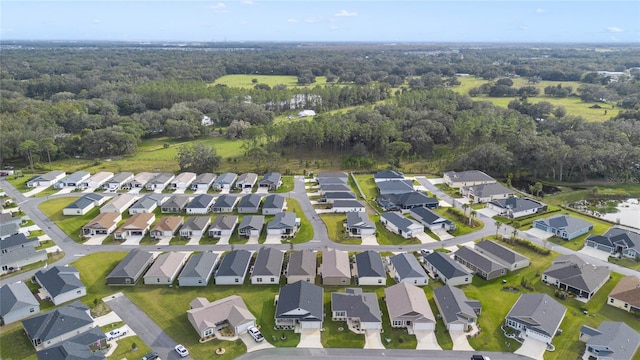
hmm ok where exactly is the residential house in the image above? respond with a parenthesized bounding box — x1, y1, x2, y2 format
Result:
(54, 171, 90, 189)
(35, 327, 106, 360)
(409, 207, 455, 232)
(128, 195, 159, 215)
(113, 213, 155, 240)
(389, 253, 429, 286)
(424, 252, 472, 286)
(104, 172, 133, 191)
(190, 173, 217, 191)
(34, 266, 86, 305)
(106, 249, 154, 286)
(0, 213, 20, 240)
(433, 285, 481, 332)
(78, 171, 113, 190)
(345, 212, 376, 237)
(171, 172, 196, 190)
(474, 240, 530, 271)
(143, 252, 189, 285)
(0, 234, 47, 274)
(331, 288, 381, 332)
(380, 212, 424, 239)
(505, 293, 566, 343)
(99, 194, 136, 214)
(62, 193, 106, 216)
(454, 246, 507, 280)
(187, 295, 256, 340)
(608, 275, 640, 313)
(251, 247, 284, 285)
(353, 250, 386, 286)
(542, 255, 610, 300)
(161, 195, 191, 213)
(460, 182, 514, 203)
(373, 170, 404, 183)
(236, 173, 258, 190)
(26, 170, 66, 188)
(258, 172, 282, 190)
(122, 172, 156, 190)
(377, 191, 438, 212)
(579, 321, 640, 360)
(321, 191, 356, 204)
(185, 194, 216, 215)
(212, 195, 239, 213)
(443, 170, 496, 188)
(262, 194, 287, 215)
(212, 173, 238, 191)
(238, 215, 265, 237)
(267, 212, 299, 237)
(208, 215, 238, 238)
(22, 301, 94, 350)
(487, 198, 547, 219)
(275, 281, 324, 329)
(321, 248, 351, 285)
(215, 250, 252, 285)
(179, 216, 211, 239)
(533, 215, 594, 240)
(376, 180, 414, 195)
(318, 184, 352, 194)
(150, 216, 183, 239)
(81, 213, 121, 237)
(332, 199, 366, 213)
(585, 227, 640, 260)
(384, 282, 435, 333)
(286, 249, 317, 284)
(178, 252, 219, 287)
(237, 194, 262, 213)
(0, 282, 40, 325)
(144, 173, 175, 191)
(317, 171, 348, 181)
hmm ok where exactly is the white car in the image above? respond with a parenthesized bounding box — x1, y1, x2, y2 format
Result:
(105, 328, 128, 341)
(247, 326, 264, 342)
(175, 344, 189, 358)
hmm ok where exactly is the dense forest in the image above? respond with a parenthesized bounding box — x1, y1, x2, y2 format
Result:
(1, 42, 639, 182)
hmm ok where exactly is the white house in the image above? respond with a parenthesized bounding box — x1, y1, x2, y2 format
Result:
(171, 172, 197, 190)
(34, 266, 86, 306)
(380, 212, 424, 239)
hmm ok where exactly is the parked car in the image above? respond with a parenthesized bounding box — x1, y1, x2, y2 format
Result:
(141, 352, 159, 360)
(420, 249, 431, 256)
(247, 326, 264, 342)
(105, 328, 128, 341)
(175, 344, 189, 357)
(471, 355, 490, 360)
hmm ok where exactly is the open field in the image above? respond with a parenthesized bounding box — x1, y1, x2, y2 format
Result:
(39, 197, 99, 242)
(213, 75, 329, 89)
(320, 213, 361, 245)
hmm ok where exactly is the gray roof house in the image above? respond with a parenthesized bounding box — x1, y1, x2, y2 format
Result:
(267, 212, 298, 237)
(322, 191, 357, 203)
(54, 171, 90, 189)
(62, 193, 107, 216)
(104, 172, 133, 190)
(409, 207, 455, 232)
(144, 172, 175, 191)
(258, 172, 282, 190)
(0, 213, 20, 240)
(208, 215, 239, 238)
(22, 301, 94, 350)
(373, 170, 404, 183)
(236, 173, 258, 189)
(251, 247, 284, 285)
(317, 171, 348, 180)
(384, 282, 435, 332)
(179, 216, 211, 238)
(123, 172, 156, 189)
(443, 170, 496, 188)
(106, 249, 154, 286)
(212, 194, 239, 213)
(34, 266, 86, 306)
(585, 227, 640, 260)
(542, 254, 610, 300)
(79, 171, 114, 190)
(161, 195, 191, 213)
(454, 246, 507, 280)
(319, 183, 352, 194)
(424, 251, 472, 286)
(354, 250, 386, 286)
(262, 194, 287, 215)
(187, 295, 256, 340)
(376, 179, 414, 195)
(389, 253, 428, 286)
(170, 172, 197, 190)
(487, 198, 547, 219)
(185, 194, 216, 215)
(474, 240, 531, 271)
(377, 191, 439, 212)
(275, 281, 324, 330)
(286, 249, 317, 284)
(143, 251, 189, 285)
(215, 250, 252, 285)
(213, 173, 238, 190)
(533, 215, 594, 240)
(433, 285, 482, 332)
(345, 212, 376, 237)
(505, 293, 566, 343)
(238, 215, 265, 237)
(35, 327, 106, 360)
(26, 170, 66, 188)
(332, 199, 366, 213)
(1, 233, 48, 275)
(331, 288, 382, 332)
(380, 212, 424, 239)
(579, 321, 640, 360)
(178, 252, 219, 287)
(190, 173, 217, 191)
(0, 282, 40, 325)
(237, 194, 262, 213)
(461, 182, 515, 203)
(128, 195, 158, 215)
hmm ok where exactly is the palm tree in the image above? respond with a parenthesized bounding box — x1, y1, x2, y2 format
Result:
(511, 221, 521, 242)
(469, 209, 477, 226)
(462, 203, 470, 222)
(495, 221, 503, 238)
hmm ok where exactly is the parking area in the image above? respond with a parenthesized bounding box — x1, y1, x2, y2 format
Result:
(433, 228, 454, 240)
(296, 328, 323, 348)
(415, 233, 438, 244)
(121, 235, 144, 246)
(414, 329, 442, 350)
(449, 330, 474, 351)
(363, 329, 384, 349)
(247, 234, 260, 244)
(514, 338, 547, 360)
(185, 235, 202, 245)
(360, 234, 378, 246)
(239, 331, 275, 352)
(264, 234, 282, 244)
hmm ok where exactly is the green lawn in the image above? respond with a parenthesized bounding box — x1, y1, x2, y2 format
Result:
(212, 75, 329, 89)
(373, 216, 421, 246)
(287, 198, 313, 244)
(321, 288, 366, 348)
(38, 197, 101, 242)
(352, 174, 378, 200)
(6, 174, 33, 191)
(0, 322, 38, 360)
(320, 214, 362, 245)
(432, 207, 483, 236)
(107, 336, 152, 360)
(275, 176, 294, 193)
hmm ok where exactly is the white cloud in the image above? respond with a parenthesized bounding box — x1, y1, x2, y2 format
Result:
(334, 10, 357, 17)
(209, 2, 227, 12)
(519, 25, 528, 31)
(535, 8, 545, 14)
(287, 18, 298, 23)
(607, 26, 624, 33)
(93, 18, 101, 24)
(242, 0, 253, 4)
(329, 25, 339, 30)
(305, 17, 321, 23)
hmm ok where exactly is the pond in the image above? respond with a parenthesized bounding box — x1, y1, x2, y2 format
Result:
(600, 199, 640, 228)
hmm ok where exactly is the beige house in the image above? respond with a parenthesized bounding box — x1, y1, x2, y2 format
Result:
(150, 216, 184, 239)
(286, 250, 316, 284)
(384, 282, 435, 333)
(608, 275, 640, 313)
(82, 212, 121, 237)
(187, 295, 256, 340)
(143, 252, 189, 285)
(321, 248, 351, 285)
(100, 194, 137, 214)
(114, 213, 155, 240)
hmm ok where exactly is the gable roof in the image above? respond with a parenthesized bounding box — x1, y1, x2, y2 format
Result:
(35, 327, 106, 360)
(463, 182, 513, 198)
(379, 191, 438, 207)
(287, 250, 316, 276)
(410, 207, 451, 226)
(181, 216, 210, 231)
(322, 248, 350, 279)
(144, 252, 187, 278)
(275, 281, 323, 320)
(475, 240, 529, 266)
(188, 295, 255, 335)
(58, 171, 90, 184)
(37, 170, 66, 182)
(0, 282, 39, 318)
(324, 192, 356, 200)
(376, 180, 414, 193)
(259, 172, 281, 185)
(238, 215, 265, 231)
(490, 198, 546, 213)
(535, 215, 593, 233)
(0, 233, 38, 251)
(35, 266, 84, 299)
(317, 172, 348, 179)
(333, 199, 366, 208)
(187, 194, 215, 209)
(192, 173, 217, 185)
(390, 253, 428, 280)
(238, 194, 262, 208)
(434, 285, 481, 326)
(252, 247, 284, 277)
(109, 172, 133, 184)
(319, 184, 352, 192)
(374, 170, 404, 180)
(102, 193, 136, 211)
(346, 212, 375, 230)
(65, 195, 103, 210)
(129, 195, 157, 210)
(216, 250, 252, 277)
(444, 170, 495, 184)
(213, 194, 238, 208)
(543, 255, 610, 294)
(173, 172, 196, 184)
(22, 301, 92, 343)
(117, 213, 154, 230)
(331, 288, 381, 323)
(380, 212, 423, 233)
(581, 321, 640, 360)
(355, 251, 386, 278)
(268, 212, 296, 229)
(180, 252, 218, 279)
(506, 293, 566, 337)
(148, 172, 174, 185)
(263, 194, 285, 209)
(609, 276, 640, 309)
(83, 213, 120, 230)
(210, 215, 238, 230)
(106, 249, 153, 279)
(237, 173, 258, 185)
(384, 282, 434, 323)
(454, 246, 507, 275)
(214, 173, 237, 185)
(586, 227, 640, 253)
(425, 251, 471, 279)
(162, 195, 191, 209)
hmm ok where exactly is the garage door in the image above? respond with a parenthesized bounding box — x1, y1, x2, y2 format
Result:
(414, 322, 435, 331)
(448, 323, 465, 332)
(236, 320, 255, 335)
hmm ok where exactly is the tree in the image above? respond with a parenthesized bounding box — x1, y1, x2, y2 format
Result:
(469, 209, 477, 226)
(529, 181, 543, 197)
(246, 146, 269, 172)
(40, 138, 57, 170)
(176, 143, 222, 174)
(495, 220, 503, 238)
(19, 140, 39, 173)
(511, 221, 521, 241)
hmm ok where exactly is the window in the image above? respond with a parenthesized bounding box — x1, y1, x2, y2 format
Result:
(257, 278, 262, 283)
(378, 279, 383, 284)
(30, 308, 35, 313)
(198, 280, 203, 284)
(610, 298, 614, 304)
(77, 290, 82, 294)
(157, 278, 160, 283)
(624, 303, 628, 308)
(235, 278, 239, 283)
(270, 278, 275, 282)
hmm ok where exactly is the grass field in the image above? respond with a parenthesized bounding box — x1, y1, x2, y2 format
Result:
(38, 197, 99, 242)
(320, 213, 362, 245)
(213, 75, 329, 89)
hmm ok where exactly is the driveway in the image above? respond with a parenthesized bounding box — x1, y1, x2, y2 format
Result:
(579, 246, 611, 261)
(121, 235, 144, 245)
(363, 329, 384, 349)
(360, 234, 378, 246)
(84, 235, 107, 245)
(186, 235, 202, 245)
(414, 329, 442, 350)
(514, 338, 547, 360)
(240, 331, 275, 352)
(524, 228, 554, 240)
(264, 234, 282, 244)
(24, 186, 49, 197)
(433, 228, 454, 240)
(105, 293, 192, 360)
(477, 208, 499, 218)
(156, 236, 172, 246)
(296, 329, 323, 348)
(247, 235, 260, 244)
(449, 330, 474, 351)
(256, 187, 269, 194)
(415, 233, 437, 244)
(217, 235, 231, 245)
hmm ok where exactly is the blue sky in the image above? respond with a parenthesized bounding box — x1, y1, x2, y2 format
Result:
(2, 1, 639, 43)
